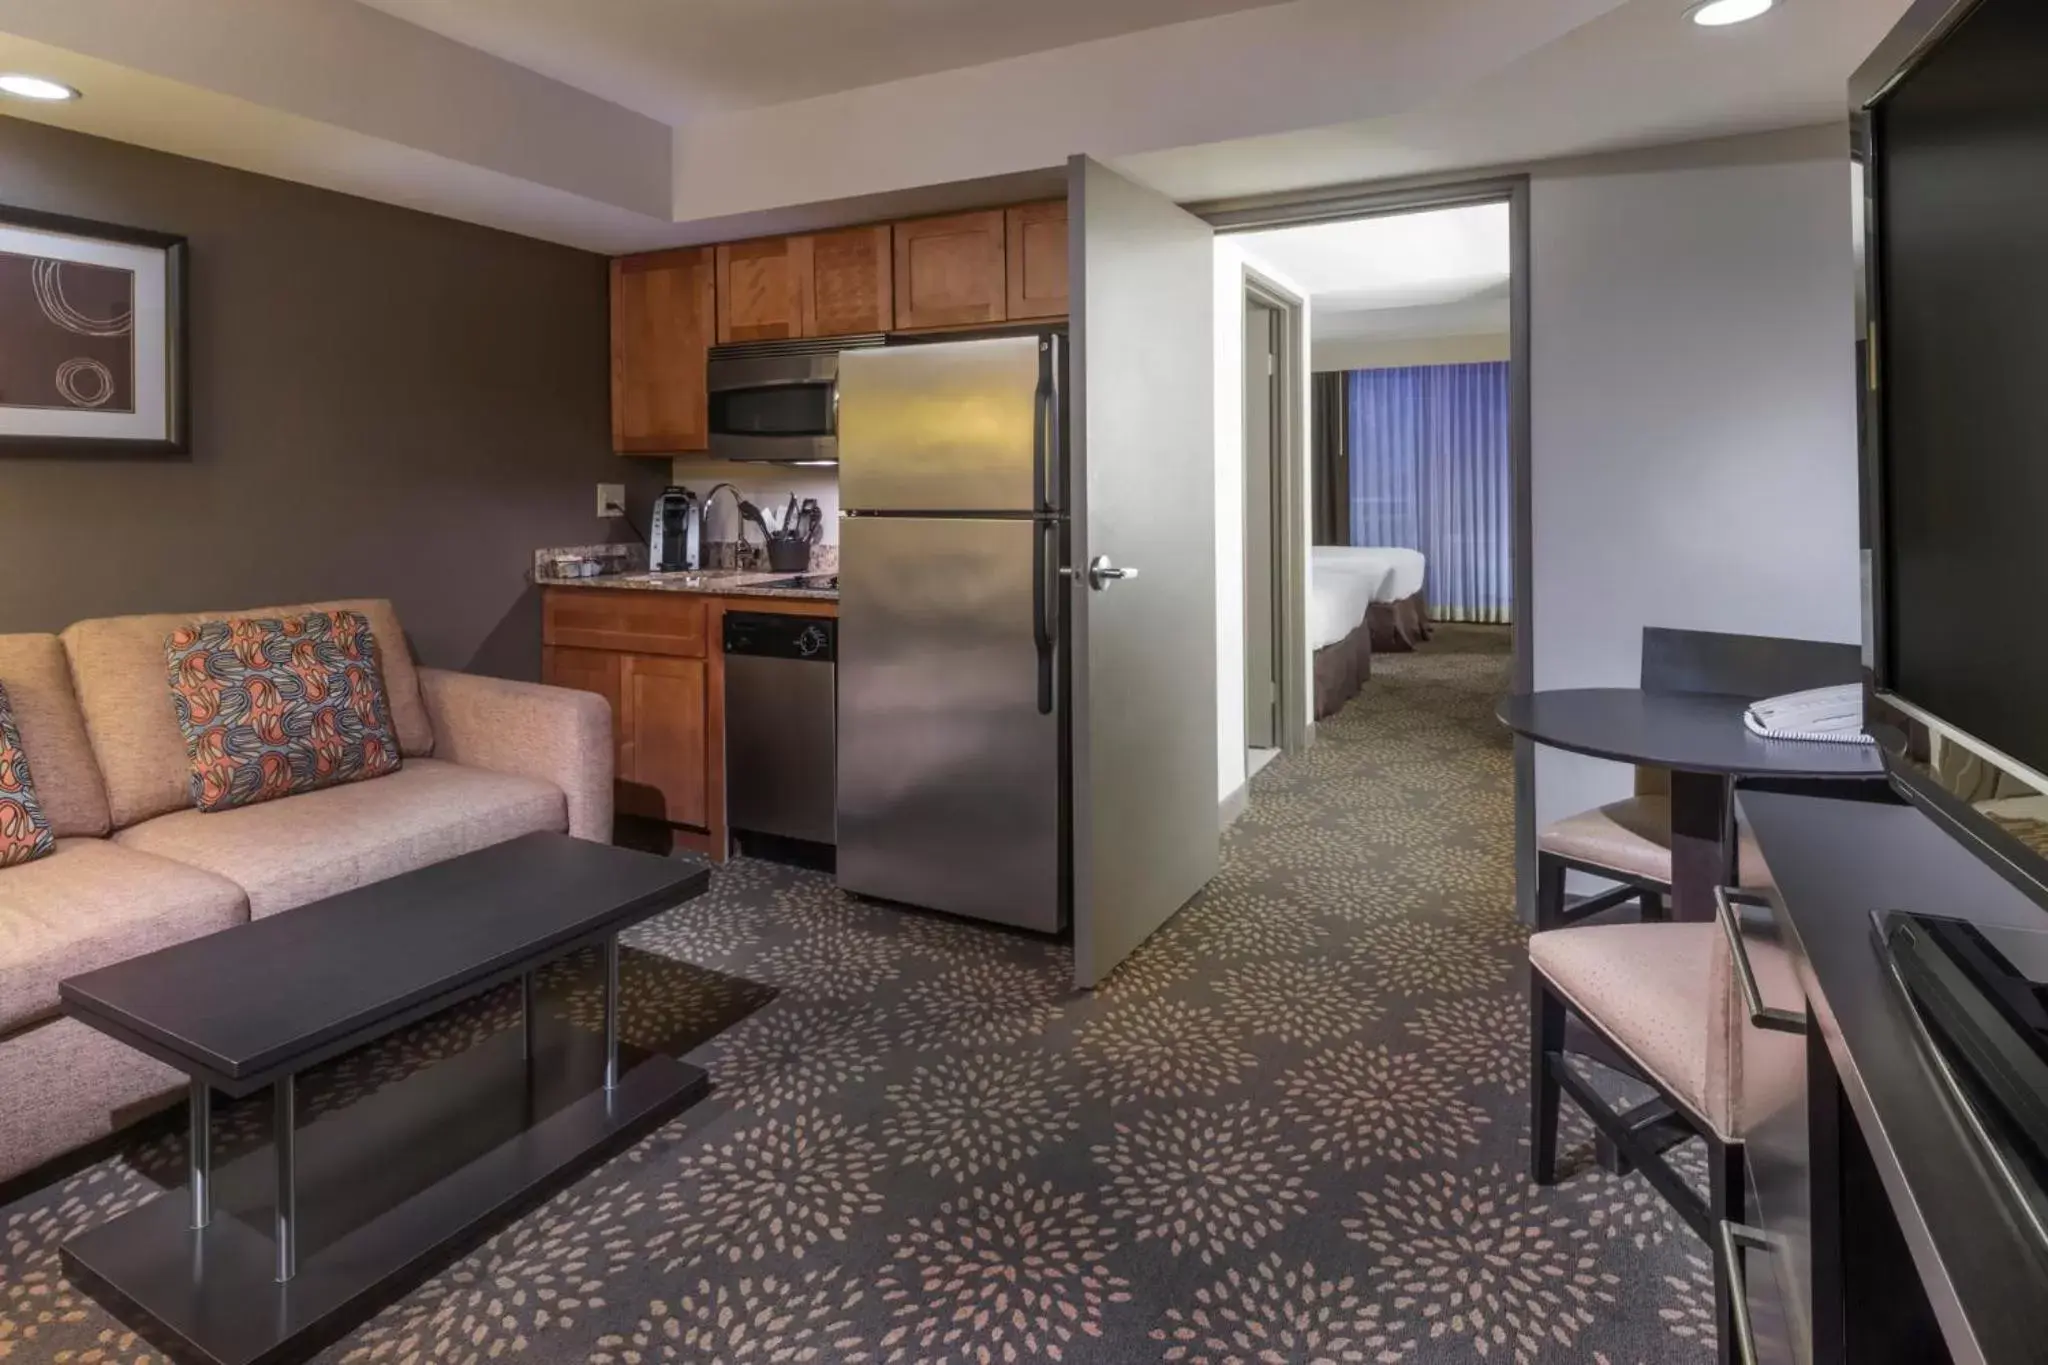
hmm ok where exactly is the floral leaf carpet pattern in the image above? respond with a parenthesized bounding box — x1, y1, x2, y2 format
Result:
(0, 626, 1712, 1364)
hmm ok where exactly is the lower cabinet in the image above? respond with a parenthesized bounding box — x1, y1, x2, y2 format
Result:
(542, 589, 716, 851)
(617, 654, 708, 827)
(540, 643, 710, 830)
(542, 587, 833, 863)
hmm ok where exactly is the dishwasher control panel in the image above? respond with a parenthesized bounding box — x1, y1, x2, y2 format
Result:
(724, 611, 835, 661)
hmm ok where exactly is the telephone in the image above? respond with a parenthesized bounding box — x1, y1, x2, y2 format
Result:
(1743, 683, 1875, 745)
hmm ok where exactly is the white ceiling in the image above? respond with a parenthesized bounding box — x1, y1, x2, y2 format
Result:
(355, 0, 1295, 124)
(1234, 204, 1511, 340)
(0, 0, 1915, 250)
(1122, 0, 1908, 204)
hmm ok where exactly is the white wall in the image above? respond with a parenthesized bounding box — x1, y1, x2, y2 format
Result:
(1529, 126, 1863, 829)
(1214, 238, 1313, 804)
(668, 457, 840, 545)
(1312, 331, 1510, 371)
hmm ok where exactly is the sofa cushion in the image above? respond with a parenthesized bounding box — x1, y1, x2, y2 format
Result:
(114, 758, 565, 919)
(0, 684, 56, 868)
(64, 598, 433, 829)
(0, 634, 110, 838)
(167, 611, 402, 812)
(0, 839, 248, 1034)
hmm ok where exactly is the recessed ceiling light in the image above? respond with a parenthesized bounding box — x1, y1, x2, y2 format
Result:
(1688, 0, 1775, 25)
(0, 73, 80, 102)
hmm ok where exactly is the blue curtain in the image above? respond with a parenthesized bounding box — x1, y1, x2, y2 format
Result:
(1346, 362, 1511, 624)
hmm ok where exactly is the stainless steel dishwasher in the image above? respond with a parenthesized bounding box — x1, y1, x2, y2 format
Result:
(723, 611, 836, 846)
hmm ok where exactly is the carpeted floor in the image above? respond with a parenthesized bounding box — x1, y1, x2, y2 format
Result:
(0, 625, 1716, 1364)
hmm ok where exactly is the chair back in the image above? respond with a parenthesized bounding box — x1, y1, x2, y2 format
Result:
(1639, 627, 1861, 701)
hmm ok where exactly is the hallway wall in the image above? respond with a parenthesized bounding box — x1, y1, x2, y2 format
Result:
(1528, 126, 1864, 829)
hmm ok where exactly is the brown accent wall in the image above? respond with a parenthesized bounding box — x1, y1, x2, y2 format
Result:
(0, 118, 666, 679)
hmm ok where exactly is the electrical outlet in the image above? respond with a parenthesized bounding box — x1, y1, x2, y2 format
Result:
(596, 483, 626, 518)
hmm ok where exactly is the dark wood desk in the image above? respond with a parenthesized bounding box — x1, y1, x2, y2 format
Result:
(1741, 789, 2048, 1365)
(1498, 688, 1883, 920)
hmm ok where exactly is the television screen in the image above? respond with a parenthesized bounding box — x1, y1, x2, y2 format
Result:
(1876, 0, 2048, 777)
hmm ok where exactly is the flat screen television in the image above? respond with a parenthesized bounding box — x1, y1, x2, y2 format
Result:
(1860, 0, 2048, 793)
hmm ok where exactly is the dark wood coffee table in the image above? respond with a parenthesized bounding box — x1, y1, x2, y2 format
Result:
(56, 831, 712, 1365)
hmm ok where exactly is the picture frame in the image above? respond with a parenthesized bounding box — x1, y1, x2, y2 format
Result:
(0, 205, 187, 454)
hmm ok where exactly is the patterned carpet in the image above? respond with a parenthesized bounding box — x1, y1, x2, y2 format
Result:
(0, 626, 1716, 1364)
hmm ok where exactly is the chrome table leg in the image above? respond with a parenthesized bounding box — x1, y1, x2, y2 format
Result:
(603, 935, 620, 1092)
(274, 1075, 296, 1283)
(188, 1080, 211, 1230)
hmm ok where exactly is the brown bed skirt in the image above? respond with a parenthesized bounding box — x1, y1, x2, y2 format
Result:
(1367, 590, 1431, 653)
(1313, 616, 1374, 720)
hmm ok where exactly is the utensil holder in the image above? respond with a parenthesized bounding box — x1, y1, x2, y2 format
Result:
(764, 535, 812, 573)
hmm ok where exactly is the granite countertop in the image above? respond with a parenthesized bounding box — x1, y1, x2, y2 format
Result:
(540, 567, 838, 602)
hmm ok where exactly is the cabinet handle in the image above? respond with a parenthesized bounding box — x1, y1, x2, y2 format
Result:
(1715, 885, 1807, 1035)
(1717, 1219, 1772, 1365)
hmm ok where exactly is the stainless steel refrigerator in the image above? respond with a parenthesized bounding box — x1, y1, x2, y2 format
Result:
(834, 330, 1067, 932)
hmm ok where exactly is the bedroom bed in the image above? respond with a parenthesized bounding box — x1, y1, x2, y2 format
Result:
(1313, 546, 1430, 652)
(1309, 558, 1391, 720)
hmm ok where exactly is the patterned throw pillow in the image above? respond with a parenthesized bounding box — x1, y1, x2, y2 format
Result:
(0, 682, 57, 868)
(166, 610, 403, 812)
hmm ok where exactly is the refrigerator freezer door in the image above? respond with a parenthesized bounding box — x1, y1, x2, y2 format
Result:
(837, 335, 1049, 513)
(836, 515, 1063, 931)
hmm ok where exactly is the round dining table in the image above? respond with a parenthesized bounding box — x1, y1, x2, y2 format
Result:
(1497, 688, 1887, 922)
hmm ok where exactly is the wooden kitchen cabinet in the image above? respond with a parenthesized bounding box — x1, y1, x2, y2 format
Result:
(1005, 201, 1069, 321)
(804, 225, 894, 336)
(617, 654, 709, 828)
(893, 210, 1008, 330)
(717, 226, 894, 342)
(611, 247, 715, 453)
(715, 237, 806, 344)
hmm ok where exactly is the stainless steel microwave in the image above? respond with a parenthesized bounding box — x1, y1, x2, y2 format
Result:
(707, 334, 885, 463)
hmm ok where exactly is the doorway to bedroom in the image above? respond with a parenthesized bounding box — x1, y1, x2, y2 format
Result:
(1229, 197, 1519, 742)
(1214, 183, 1530, 895)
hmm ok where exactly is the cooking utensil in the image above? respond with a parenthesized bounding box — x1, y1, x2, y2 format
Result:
(737, 499, 772, 544)
(782, 495, 798, 535)
(801, 498, 823, 544)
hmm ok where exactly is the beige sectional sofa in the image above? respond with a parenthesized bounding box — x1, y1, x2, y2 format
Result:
(0, 598, 612, 1183)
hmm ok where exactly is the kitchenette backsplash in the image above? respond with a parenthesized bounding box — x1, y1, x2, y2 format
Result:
(669, 457, 839, 545)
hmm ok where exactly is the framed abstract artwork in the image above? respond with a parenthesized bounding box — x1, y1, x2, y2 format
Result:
(0, 206, 187, 453)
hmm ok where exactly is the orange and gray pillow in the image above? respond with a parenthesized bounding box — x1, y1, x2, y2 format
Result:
(0, 682, 56, 867)
(166, 610, 403, 813)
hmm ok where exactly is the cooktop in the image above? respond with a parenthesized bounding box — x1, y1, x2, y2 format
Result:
(755, 573, 838, 592)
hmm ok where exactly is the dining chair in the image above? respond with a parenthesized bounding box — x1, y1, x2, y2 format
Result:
(1529, 878, 1806, 1365)
(1534, 628, 1862, 929)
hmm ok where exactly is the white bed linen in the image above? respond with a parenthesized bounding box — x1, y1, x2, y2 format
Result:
(1309, 562, 1391, 651)
(1312, 546, 1426, 602)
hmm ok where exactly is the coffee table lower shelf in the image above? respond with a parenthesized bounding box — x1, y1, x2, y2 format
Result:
(60, 1024, 706, 1365)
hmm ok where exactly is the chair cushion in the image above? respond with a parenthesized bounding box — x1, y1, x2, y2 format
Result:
(0, 634, 110, 838)
(0, 839, 248, 1034)
(1538, 794, 1769, 888)
(166, 611, 402, 812)
(64, 599, 433, 830)
(1530, 920, 1802, 1142)
(114, 758, 565, 919)
(1532, 922, 1720, 1126)
(0, 684, 56, 869)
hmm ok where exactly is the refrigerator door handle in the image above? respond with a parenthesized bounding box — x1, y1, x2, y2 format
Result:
(1033, 520, 1057, 715)
(1034, 336, 1061, 515)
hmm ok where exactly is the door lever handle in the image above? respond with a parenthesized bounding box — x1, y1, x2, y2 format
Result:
(1062, 555, 1139, 591)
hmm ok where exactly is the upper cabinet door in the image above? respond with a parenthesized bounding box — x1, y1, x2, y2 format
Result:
(611, 248, 715, 453)
(893, 210, 1008, 331)
(804, 225, 893, 336)
(717, 238, 805, 344)
(1006, 201, 1070, 321)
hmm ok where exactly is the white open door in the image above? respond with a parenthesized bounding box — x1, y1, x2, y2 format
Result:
(1068, 156, 1219, 988)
